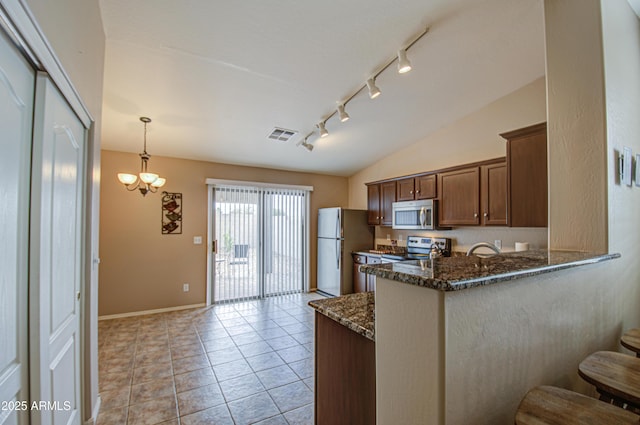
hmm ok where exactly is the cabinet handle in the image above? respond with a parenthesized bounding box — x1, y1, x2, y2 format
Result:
(410, 190, 413, 194)
(474, 213, 478, 218)
(484, 212, 488, 217)
(376, 216, 380, 220)
(416, 190, 420, 193)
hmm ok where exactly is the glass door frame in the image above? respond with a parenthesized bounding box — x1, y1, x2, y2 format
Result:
(205, 179, 312, 305)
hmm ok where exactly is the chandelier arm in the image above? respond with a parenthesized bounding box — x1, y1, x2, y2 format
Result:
(124, 181, 141, 191)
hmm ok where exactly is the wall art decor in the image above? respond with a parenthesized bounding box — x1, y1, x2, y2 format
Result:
(161, 192, 182, 234)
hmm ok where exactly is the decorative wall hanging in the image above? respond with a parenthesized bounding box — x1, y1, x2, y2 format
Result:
(162, 192, 182, 234)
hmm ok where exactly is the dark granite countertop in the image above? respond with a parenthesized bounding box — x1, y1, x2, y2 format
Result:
(360, 250, 620, 291)
(308, 292, 375, 341)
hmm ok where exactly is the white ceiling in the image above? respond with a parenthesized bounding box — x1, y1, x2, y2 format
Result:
(98, 0, 545, 177)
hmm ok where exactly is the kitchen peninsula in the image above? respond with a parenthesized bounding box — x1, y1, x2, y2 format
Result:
(309, 250, 620, 425)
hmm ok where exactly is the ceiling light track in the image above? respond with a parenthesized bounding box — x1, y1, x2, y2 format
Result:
(298, 26, 429, 150)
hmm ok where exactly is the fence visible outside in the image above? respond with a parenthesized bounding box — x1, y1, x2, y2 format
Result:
(213, 186, 306, 303)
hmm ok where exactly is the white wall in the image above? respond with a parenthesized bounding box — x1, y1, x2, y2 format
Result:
(545, 0, 608, 252)
(348, 77, 548, 251)
(602, 0, 640, 324)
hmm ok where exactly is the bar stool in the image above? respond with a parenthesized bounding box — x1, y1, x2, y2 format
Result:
(621, 329, 640, 357)
(515, 386, 639, 424)
(578, 351, 640, 411)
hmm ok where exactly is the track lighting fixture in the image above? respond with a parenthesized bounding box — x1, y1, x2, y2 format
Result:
(397, 49, 412, 74)
(337, 104, 350, 122)
(300, 26, 428, 150)
(366, 78, 381, 99)
(318, 122, 329, 138)
(297, 135, 314, 152)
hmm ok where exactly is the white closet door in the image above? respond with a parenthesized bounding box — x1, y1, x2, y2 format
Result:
(0, 27, 35, 425)
(30, 73, 85, 425)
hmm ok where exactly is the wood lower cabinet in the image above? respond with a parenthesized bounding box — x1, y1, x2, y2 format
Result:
(353, 254, 380, 292)
(352, 254, 367, 293)
(481, 162, 507, 226)
(366, 181, 396, 226)
(501, 122, 547, 227)
(396, 174, 436, 201)
(315, 312, 376, 425)
(438, 167, 481, 226)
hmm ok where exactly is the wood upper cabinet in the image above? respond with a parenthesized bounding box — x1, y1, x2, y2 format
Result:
(396, 174, 436, 201)
(366, 184, 381, 225)
(501, 122, 547, 227)
(438, 159, 507, 227)
(481, 162, 507, 226)
(438, 167, 480, 226)
(367, 182, 396, 226)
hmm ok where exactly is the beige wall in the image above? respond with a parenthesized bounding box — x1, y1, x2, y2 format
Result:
(24, 0, 106, 421)
(99, 150, 349, 316)
(348, 77, 549, 252)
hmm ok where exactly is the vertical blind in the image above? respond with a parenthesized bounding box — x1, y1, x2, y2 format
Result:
(213, 185, 308, 303)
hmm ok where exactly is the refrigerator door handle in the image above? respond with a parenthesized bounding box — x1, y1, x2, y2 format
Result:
(336, 239, 340, 269)
(336, 209, 341, 239)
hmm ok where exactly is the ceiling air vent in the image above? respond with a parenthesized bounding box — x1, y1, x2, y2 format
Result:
(267, 127, 298, 142)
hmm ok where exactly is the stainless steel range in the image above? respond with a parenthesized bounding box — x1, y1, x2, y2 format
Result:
(381, 235, 452, 262)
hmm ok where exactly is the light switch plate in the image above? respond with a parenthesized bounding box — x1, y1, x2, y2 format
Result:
(193, 236, 202, 245)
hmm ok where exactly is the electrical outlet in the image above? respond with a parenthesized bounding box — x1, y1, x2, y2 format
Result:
(193, 236, 202, 245)
(494, 240, 502, 249)
(183, 283, 190, 292)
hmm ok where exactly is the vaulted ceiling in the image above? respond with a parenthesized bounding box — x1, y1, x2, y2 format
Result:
(98, 0, 545, 176)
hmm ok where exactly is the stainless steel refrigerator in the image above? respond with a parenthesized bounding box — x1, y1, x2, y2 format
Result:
(317, 208, 374, 297)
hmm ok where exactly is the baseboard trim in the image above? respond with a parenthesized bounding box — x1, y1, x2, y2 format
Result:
(84, 395, 100, 425)
(98, 303, 207, 320)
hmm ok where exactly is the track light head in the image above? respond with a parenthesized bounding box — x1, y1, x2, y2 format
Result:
(366, 78, 381, 99)
(296, 135, 314, 152)
(397, 49, 412, 74)
(318, 122, 329, 138)
(337, 104, 350, 122)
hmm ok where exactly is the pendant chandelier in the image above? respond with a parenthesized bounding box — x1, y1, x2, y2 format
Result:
(117, 117, 166, 196)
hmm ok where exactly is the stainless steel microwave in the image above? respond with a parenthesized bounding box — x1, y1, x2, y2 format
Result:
(392, 199, 449, 230)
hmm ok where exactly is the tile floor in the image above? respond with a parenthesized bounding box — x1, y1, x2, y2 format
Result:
(97, 292, 325, 425)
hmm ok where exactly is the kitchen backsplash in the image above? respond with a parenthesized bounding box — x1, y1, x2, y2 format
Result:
(374, 226, 548, 253)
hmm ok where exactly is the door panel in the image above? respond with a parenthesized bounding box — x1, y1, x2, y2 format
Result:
(317, 237, 340, 296)
(317, 207, 340, 239)
(0, 27, 35, 425)
(30, 74, 84, 425)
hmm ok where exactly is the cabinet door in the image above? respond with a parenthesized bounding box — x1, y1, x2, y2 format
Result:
(481, 162, 507, 226)
(415, 175, 436, 199)
(396, 178, 415, 201)
(380, 182, 396, 226)
(504, 123, 547, 227)
(438, 167, 480, 226)
(366, 184, 381, 225)
(352, 255, 367, 293)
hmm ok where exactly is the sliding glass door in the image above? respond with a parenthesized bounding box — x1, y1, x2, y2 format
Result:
(212, 185, 308, 303)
